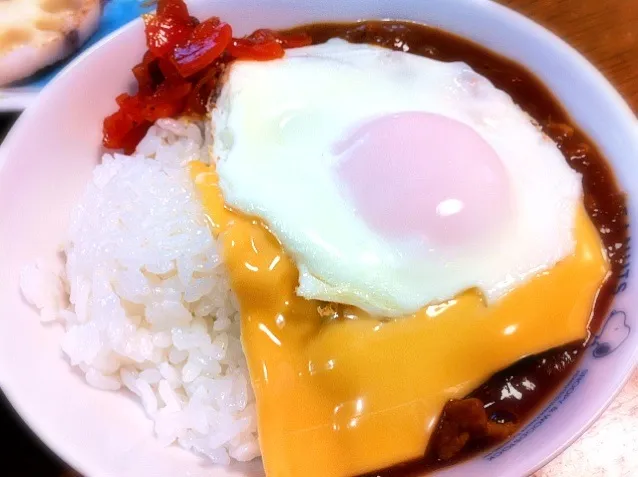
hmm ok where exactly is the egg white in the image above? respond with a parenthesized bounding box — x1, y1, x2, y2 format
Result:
(211, 39, 582, 317)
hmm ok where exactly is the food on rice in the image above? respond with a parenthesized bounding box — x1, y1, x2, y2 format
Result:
(21, 0, 628, 475)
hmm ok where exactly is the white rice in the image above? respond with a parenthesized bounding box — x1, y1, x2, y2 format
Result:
(20, 118, 260, 465)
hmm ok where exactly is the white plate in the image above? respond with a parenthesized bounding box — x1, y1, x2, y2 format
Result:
(0, 1, 637, 476)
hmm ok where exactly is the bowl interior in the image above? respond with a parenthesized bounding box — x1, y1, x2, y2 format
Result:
(0, 1, 637, 476)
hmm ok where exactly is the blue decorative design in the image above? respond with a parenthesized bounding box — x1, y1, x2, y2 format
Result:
(591, 309, 630, 358)
(13, 0, 152, 89)
(613, 233, 631, 295)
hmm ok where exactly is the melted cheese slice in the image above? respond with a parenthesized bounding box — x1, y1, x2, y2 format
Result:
(191, 161, 609, 477)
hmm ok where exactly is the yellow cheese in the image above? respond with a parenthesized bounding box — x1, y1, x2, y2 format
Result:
(191, 161, 609, 477)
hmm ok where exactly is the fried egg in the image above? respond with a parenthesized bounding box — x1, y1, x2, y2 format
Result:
(211, 38, 582, 316)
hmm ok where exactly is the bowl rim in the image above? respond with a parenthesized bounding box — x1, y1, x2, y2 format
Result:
(456, 5, 637, 477)
(1, 1, 637, 476)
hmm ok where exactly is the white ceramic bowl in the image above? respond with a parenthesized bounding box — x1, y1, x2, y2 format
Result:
(1, 1, 637, 476)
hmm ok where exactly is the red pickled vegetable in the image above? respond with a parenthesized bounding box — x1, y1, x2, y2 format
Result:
(103, 109, 149, 154)
(103, 0, 314, 152)
(119, 123, 153, 155)
(185, 59, 227, 115)
(131, 52, 161, 95)
(156, 57, 182, 82)
(151, 81, 192, 104)
(156, 0, 190, 22)
(227, 38, 284, 60)
(226, 29, 282, 60)
(250, 29, 312, 49)
(171, 19, 232, 77)
(143, 14, 192, 58)
(132, 64, 154, 96)
(143, 0, 198, 57)
(226, 29, 311, 60)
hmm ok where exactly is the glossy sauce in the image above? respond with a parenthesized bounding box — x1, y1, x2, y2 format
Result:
(193, 21, 627, 477)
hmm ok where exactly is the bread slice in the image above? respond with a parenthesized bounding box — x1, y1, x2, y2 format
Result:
(0, 0, 102, 87)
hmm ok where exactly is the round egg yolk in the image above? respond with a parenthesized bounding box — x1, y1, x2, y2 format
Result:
(333, 112, 511, 246)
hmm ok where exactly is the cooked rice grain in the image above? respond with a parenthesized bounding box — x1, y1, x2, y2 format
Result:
(21, 118, 260, 465)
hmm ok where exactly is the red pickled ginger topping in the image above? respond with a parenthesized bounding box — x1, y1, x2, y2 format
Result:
(102, 0, 311, 153)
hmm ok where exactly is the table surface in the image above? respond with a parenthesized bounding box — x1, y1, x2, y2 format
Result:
(1, 1, 637, 476)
